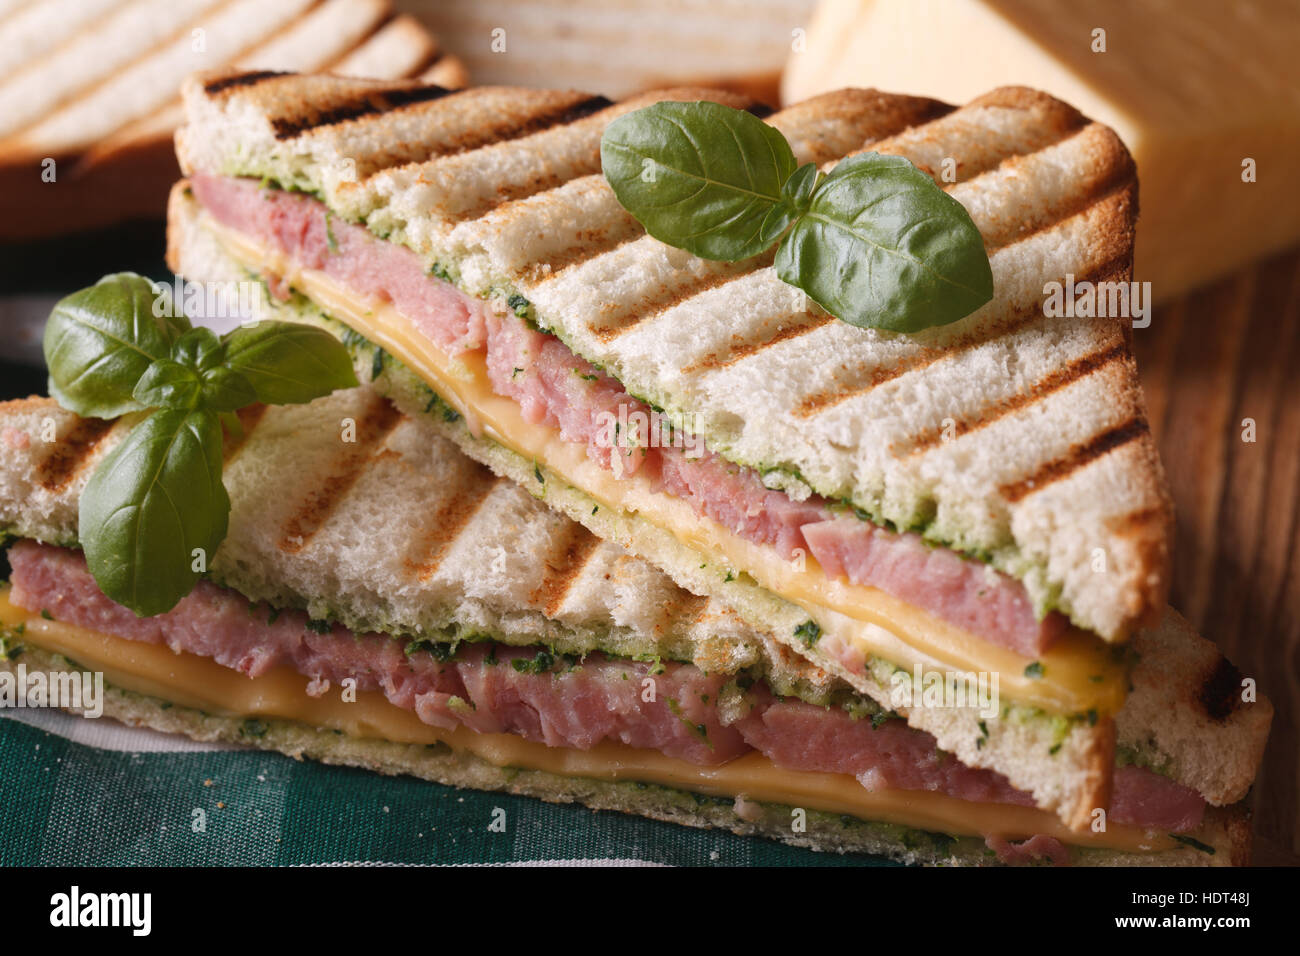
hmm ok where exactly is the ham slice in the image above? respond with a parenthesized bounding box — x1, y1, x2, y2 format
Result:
(8, 540, 1204, 835)
(191, 172, 1076, 657)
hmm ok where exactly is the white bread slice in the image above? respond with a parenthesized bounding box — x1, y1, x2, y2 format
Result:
(77, 1, 454, 183)
(175, 73, 1171, 644)
(0, 0, 223, 139)
(157, 182, 1272, 827)
(334, 13, 464, 86)
(0, 0, 124, 77)
(0, 391, 819, 692)
(0, 1, 466, 240)
(1, 645, 1254, 866)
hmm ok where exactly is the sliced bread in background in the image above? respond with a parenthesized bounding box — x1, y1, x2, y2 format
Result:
(0, 0, 466, 240)
(399, 0, 813, 104)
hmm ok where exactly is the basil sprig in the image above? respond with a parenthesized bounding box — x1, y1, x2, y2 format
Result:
(43, 273, 358, 616)
(600, 101, 994, 332)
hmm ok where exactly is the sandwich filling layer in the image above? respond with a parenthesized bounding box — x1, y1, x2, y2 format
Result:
(4, 539, 1202, 859)
(189, 174, 1124, 718)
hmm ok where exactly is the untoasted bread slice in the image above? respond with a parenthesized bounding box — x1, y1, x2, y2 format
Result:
(0, 0, 465, 239)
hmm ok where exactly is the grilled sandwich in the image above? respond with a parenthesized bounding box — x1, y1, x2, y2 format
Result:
(0, 0, 466, 239)
(166, 70, 1189, 831)
(0, 388, 1271, 865)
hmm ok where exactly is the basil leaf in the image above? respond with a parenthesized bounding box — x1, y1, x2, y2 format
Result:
(172, 326, 225, 372)
(775, 153, 993, 332)
(781, 162, 821, 214)
(151, 284, 193, 344)
(133, 359, 202, 410)
(199, 366, 258, 412)
(43, 273, 173, 418)
(222, 321, 358, 405)
(601, 101, 797, 261)
(79, 407, 229, 617)
(757, 162, 822, 249)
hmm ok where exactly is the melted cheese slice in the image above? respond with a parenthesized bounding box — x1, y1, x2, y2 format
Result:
(0, 591, 1170, 853)
(206, 215, 1125, 717)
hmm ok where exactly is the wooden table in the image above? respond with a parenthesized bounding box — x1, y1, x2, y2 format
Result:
(1131, 245, 1300, 862)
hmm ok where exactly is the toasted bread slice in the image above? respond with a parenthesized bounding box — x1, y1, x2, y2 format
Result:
(161, 181, 1272, 829)
(0, 391, 812, 686)
(0, 390, 1269, 861)
(175, 71, 1171, 648)
(0, 0, 465, 239)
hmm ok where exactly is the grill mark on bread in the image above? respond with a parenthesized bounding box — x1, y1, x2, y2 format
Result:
(1109, 505, 1168, 538)
(203, 69, 290, 96)
(221, 403, 268, 461)
(587, 256, 770, 340)
(681, 313, 833, 374)
(521, 232, 642, 284)
(36, 417, 114, 491)
(793, 249, 1131, 418)
(530, 522, 602, 616)
(402, 461, 501, 581)
(271, 83, 463, 139)
(1198, 655, 1246, 722)
(984, 180, 1135, 256)
(899, 340, 1128, 455)
(351, 92, 614, 186)
(1000, 417, 1150, 504)
(278, 395, 402, 553)
(416, 94, 613, 164)
(864, 85, 1090, 183)
(977, 128, 1136, 254)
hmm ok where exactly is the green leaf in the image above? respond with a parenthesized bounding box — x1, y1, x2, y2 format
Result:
(43, 273, 175, 418)
(221, 321, 358, 405)
(199, 366, 258, 412)
(775, 152, 993, 332)
(171, 326, 225, 372)
(133, 359, 203, 410)
(79, 407, 229, 617)
(781, 162, 821, 214)
(601, 101, 797, 261)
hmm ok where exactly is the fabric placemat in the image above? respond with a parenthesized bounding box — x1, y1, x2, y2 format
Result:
(0, 710, 894, 866)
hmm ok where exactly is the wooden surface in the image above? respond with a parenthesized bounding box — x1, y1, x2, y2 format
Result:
(1131, 244, 1300, 860)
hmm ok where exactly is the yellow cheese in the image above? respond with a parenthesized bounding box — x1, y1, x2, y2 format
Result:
(206, 214, 1126, 717)
(0, 591, 1171, 852)
(783, 0, 1300, 299)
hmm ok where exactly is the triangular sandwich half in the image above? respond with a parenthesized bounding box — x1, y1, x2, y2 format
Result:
(173, 71, 1182, 830)
(0, 389, 1270, 865)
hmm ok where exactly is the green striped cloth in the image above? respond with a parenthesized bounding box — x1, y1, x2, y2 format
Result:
(0, 710, 893, 866)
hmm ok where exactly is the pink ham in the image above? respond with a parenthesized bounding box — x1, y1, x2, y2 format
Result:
(8, 541, 739, 765)
(191, 174, 490, 355)
(732, 690, 1034, 806)
(192, 172, 1066, 656)
(7, 540, 1203, 837)
(803, 518, 1067, 657)
(985, 834, 1071, 865)
(1110, 764, 1206, 833)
